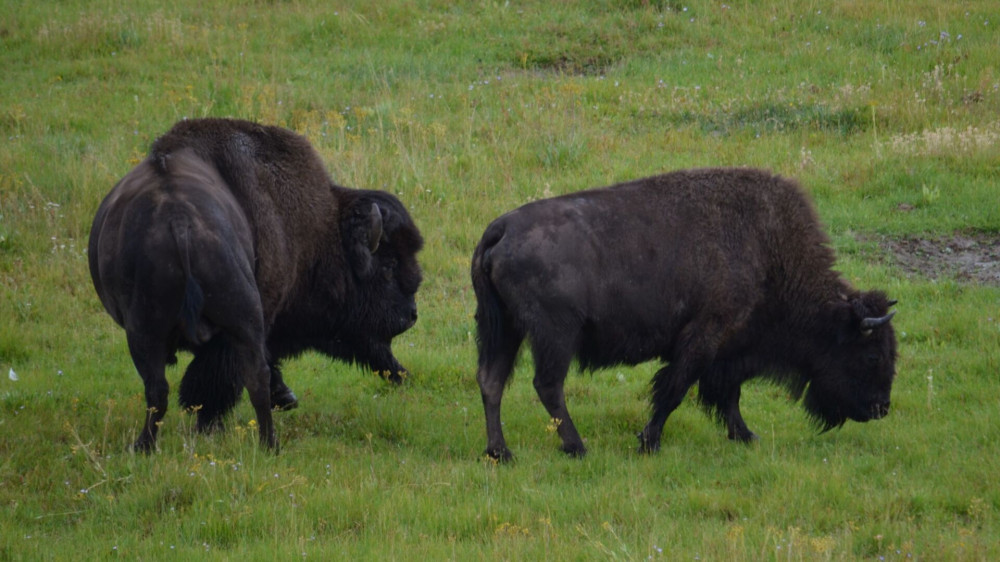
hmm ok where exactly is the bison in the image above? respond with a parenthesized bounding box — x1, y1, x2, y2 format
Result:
(89, 118, 423, 452)
(472, 167, 897, 461)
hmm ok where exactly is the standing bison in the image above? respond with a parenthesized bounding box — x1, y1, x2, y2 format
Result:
(89, 118, 423, 452)
(472, 168, 897, 461)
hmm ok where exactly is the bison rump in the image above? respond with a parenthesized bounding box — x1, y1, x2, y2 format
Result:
(89, 148, 275, 451)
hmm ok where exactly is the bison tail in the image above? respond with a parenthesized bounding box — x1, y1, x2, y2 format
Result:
(179, 273, 205, 343)
(178, 335, 243, 425)
(170, 219, 205, 344)
(471, 223, 515, 370)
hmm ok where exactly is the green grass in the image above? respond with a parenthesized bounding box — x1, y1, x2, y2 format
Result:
(3, 0, 1000, 559)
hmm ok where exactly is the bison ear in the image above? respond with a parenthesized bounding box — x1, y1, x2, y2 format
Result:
(344, 201, 386, 279)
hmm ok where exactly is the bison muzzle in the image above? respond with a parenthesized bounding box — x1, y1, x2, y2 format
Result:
(471, 168, 897, 461)
(89, 118, 423, 453)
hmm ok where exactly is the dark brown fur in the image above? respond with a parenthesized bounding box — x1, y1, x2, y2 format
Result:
(472, 168, 897, 461)
(89, 118, 423, 452)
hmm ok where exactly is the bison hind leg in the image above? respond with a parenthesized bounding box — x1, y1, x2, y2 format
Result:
(126, 332, 171, 454)
(178, 335, 244, 432)
(530, 337, 586, 458)
(476, 325, 523, 463)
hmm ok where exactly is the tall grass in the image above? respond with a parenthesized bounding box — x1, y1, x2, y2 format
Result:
(2, 0, 999, 559)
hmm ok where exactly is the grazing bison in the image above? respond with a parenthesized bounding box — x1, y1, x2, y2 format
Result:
(472, 168, 897, 461)
(89, 118, 423, 452)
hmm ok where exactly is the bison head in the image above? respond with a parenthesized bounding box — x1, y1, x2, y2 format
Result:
(341, 194, 424, 339)
(803, 291, 898, 431)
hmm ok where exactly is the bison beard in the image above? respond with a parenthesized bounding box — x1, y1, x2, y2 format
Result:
(89, 118, 423, 453)
(472, 167, 898, 461)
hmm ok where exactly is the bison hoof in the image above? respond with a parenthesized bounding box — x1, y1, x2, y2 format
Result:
(271, 387, 299, 411)
(729, 430, 759, 443)
(262, 435, 280, 454)
(484, 447, 514, 464)
(196, 416, 224, 435)
(636, 431, 661, 454)
(561, 443, 587, 458)
(132, 438, 156, 454)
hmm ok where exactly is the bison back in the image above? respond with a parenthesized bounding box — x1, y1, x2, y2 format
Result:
(148, 118, 340, 322)
(475, 168, 835, 369)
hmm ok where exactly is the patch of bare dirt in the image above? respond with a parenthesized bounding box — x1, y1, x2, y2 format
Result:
(876, 232, 1000, 286)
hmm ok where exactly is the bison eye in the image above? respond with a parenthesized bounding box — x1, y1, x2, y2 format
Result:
(381, 258, 397, 281)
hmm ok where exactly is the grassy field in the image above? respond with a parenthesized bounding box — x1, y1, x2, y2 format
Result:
(2, 0, 999, 559)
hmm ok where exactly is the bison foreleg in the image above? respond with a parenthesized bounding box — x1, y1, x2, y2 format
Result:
(243, 360, 277, 451)
(640, 322, 728, 452)
(384, 360, 408, 385)
(639, 358, 706, 453)
(698, 361, 759, 443)
(351, 342, 409, 384)
(268, 362, 298, 411)
(720, 386, 758, 443)
(638, 364, 681, 453)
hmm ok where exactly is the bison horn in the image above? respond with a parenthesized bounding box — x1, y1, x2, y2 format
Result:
(368, 203, 383, 253)
(860, 310, 896, 336)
